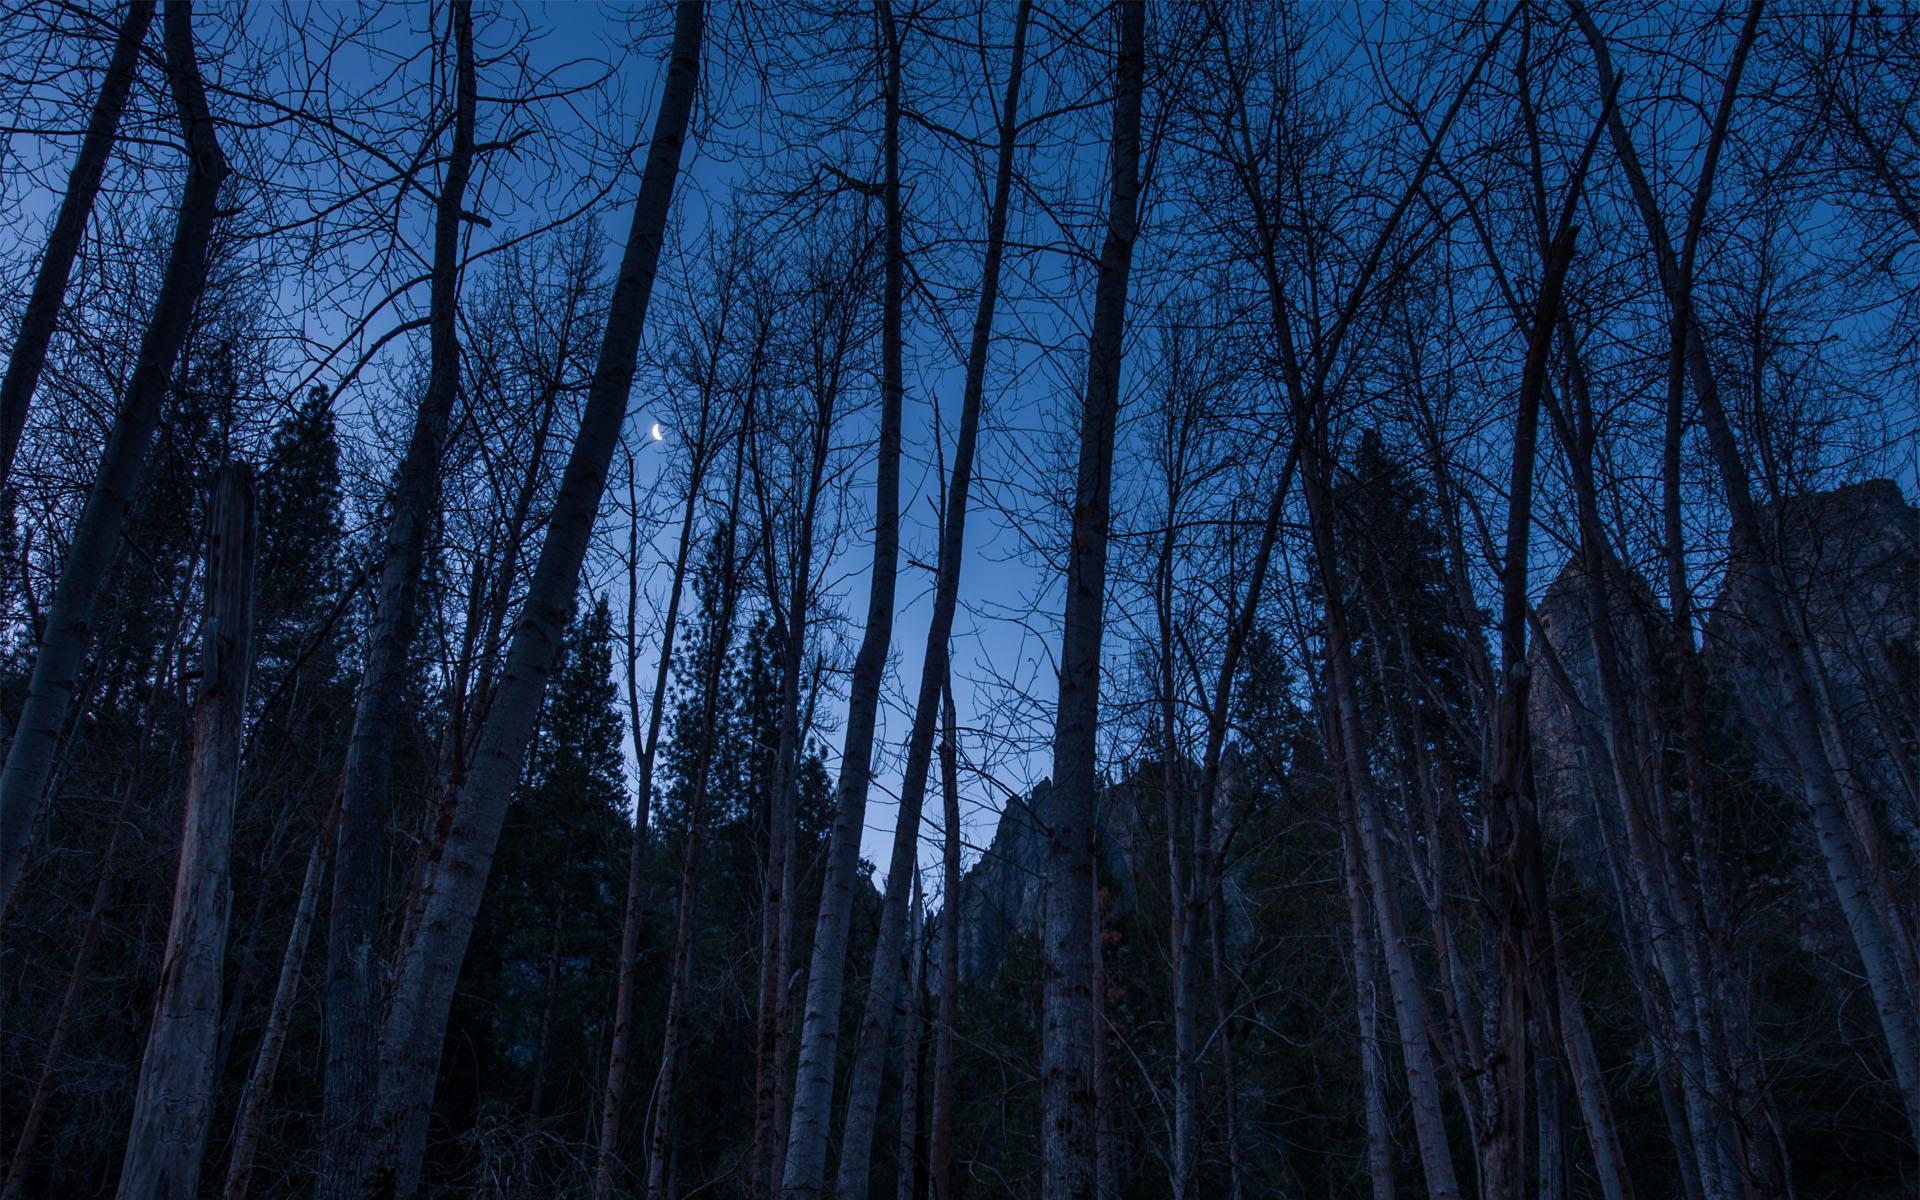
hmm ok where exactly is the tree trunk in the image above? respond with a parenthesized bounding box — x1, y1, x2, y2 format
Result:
(353, 6, 702, 1195)
(1341, 799, 1396, 1200)
(0, 0, 228, 913)
(779, 1, 908, 1191)
(317, 6, 476, 1191)
(117, 461, 256, 1200)
(929, 681, 962, 1200)
(831, 5, 1029, 1192)
(894, 879, 927, 1200)
(222, 801, 338, 1200)
(646, 419, 751, 1200)
(1041, 7, 1142, 1198)
(595, 419, 716, 1200)
(0, 0, 154, 491)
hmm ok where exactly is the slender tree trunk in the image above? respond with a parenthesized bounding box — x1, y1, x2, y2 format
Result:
(0, 0, 228, 913)
(750, 287, 847, 1200)
(779, 1, 908, 1190)
(1551, 913, 1634, 1200)
(222, 801, 338, 1200)
(317, 7, 476, 1192)
(894, 878, 927, 1200)
(0, 0, 154, 491)
(929, 681, 962, 1200)
(645, 416, 751, 1200)
(832, 6, 1029, 1192)
(1341, 803, 1396, 1200)
(1041, 8, 1143, 1198)
(117, 462, 256, 1200)
(596, 429, 715, 1200)
(354, 7, 702, 1195)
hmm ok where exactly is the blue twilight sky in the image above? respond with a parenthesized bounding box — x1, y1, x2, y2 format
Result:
(2, 1, 1913, 902)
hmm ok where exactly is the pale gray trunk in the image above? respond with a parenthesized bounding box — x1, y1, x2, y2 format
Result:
(1552, 917, 1634, 1200)
(1041, 7, 1142, 1198)
(0, 0, 154, 489)
(831, 4, 1028, 1191)
(317, 7, 476, 1191)
(929, 681, 962, 1200)
(0, 0, 228, 914)
(893, 881, 926, 1200)
(1342, 806, 1396, 1200)
(118, 462, 256, 1200)
(222, 803, 337, 1200)
(350, 7, 702, 1195)
(779, 3, 908, 1193)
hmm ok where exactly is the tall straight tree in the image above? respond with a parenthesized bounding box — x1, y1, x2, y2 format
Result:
(349, 5, 704, 1194)
(832, 3, 1031, 1194)
(0, 0, 228, 914)
(0, 0, 154, 491)
(116, 462, 256, 1200)
(1041, 5, 1144, 1198)
(779, 3, 907, 1195)
(316, 4, 477, 1192)
(747, 226, 867, 1200)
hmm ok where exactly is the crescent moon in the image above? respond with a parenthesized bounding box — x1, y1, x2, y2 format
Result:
(650, 422, 664, 442)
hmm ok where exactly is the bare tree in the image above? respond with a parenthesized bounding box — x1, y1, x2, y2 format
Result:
(1041, 5, 1143, 1197)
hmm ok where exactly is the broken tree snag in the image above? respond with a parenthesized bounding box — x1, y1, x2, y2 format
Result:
(118, 461, 258, 1200)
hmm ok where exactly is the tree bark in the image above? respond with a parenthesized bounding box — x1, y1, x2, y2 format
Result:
(929, 680, 962, 1200)
(0, 0, 228, 914)
(1341, 793, 1397, 1200)
(222, 801, 338, 1200)
(0, 0, 155, 491)
(351, 6, 702, 1195)
(317, 6, 476, 1191)
(117, 461, 256, 1200)
(1041, 7, 1143, 1198)
(831, 5, 1029, 1193)
(779, 1, 909, 1191)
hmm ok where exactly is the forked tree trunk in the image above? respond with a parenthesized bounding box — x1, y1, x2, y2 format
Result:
(352, 6, 702, 1195)
(317, 6, 476, 1192)
(0, 0, 155, 491)
(222, 801, 338, 1200)
(118, 462, 256, 1200)
(0, 0, 228, 914)
(779, 1, 908, 1191)
(831, 5, 1029, 1193)
(1041, 6, 1143, 1198)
